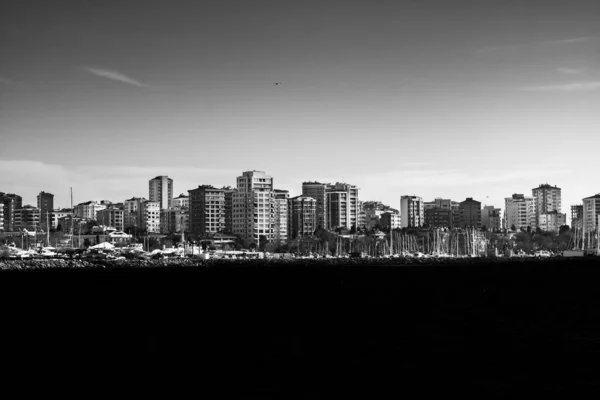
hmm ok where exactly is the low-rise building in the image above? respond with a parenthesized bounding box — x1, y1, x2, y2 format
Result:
(583, 194, 600, 233)
(96, 207, 125, 231)
(538, 211, 567, 232)
(14, 205, 41, 231)
(74, 201, 107, 220)
(481, 206, 502, 232)
(160, 207, 189, 234)
(459, 197, 482, 228)
(379, 211, 401, 230)
(51, 209, 74, 230)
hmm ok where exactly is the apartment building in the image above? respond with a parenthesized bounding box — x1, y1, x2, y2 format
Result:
(400, 195, 424, 228)
(424, 208, 452, 228)
(274, 190, 289, 242)
(0, 192, 22, 232)
(504, 194, 535, 230)
(379, 211, 401, 230)
(149, 175, 173, 210)
(188, 185, 227, 235)
(233, 171, 275, 243)
(172, 193, 189, 208)
(583, 194, 600, 232)
(160, 207, 189, 234)
(74, 201, 107, 220)
(289, 195, 317, 239)
(14, 205, 41, 230)
(571, 204, 583, 229)
(96, 206, 125, 231)
(302, 182, 329, 230)
(481, 206, 502, 232)
(459, 198, 482, 228)
(538, 211, 567, 232)
(37, 191, 54, 230)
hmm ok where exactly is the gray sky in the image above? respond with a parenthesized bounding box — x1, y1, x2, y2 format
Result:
(1, 0, 599, 220)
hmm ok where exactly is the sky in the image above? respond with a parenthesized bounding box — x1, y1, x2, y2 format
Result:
(1, 0, 599, 222)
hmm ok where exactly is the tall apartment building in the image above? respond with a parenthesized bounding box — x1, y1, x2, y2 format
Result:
(149, 175, 173, 210)
(188, 185, 227, 235)
(357, 200, 367, 229)
(481, 206, 502, 232)
(532, 184, 562, 229)
(0, 206, 3, 231)
(37, 191, 54, 230)
(224, 188, 235, 233)
(302, 182, 329, 230)
(400, 195, 424, 228)
(289, 195, 317, 239)
(571, 204, 584, 229)
(96, 206, 125, 231)
(124, 197, 146, 229)
(232, 171, 275, 243)
(273, 190, 289, 242)
(504, 194, 535, 230)
(0, 192, 22, 232)
(459, 198, 482, 228)
(14, 205, 41, 230)
(582, 194, 600, 232)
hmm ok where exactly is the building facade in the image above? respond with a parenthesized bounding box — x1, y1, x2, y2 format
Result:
(274, 190, 289, 242)
(0, 192, 22, 232)
(149, 175, 173, 210)
(96, 207, 125, 231)
(582, 194, 600, 233)
(188, 185, 227, 235)
(142, 201, 160, 233)
(160, 207, 189, 234)
(459, 198, 482, 228)
(400, 195, 424, 228)
(504, 194, 535, 230)
(538, 211, 567, 232)
(37, 191, 54, 230)
(302, 182, 329, 230)
(289, 195, 317, 239)
(233, 171, 275, 244)
(379, 211, 401, 230)
(123, 197, 147, 230)
(74, 201, 107, 220)
(532, 184, 562, 229)
(14, 205, 41, 230)
(571, 204, 584, 229)
(481, 206, 502, 232)
(424, 208, 452, 228)
(172, 193, 189, 208)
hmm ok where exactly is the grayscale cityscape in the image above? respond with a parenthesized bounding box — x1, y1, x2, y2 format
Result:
(1, 1, 600, 396)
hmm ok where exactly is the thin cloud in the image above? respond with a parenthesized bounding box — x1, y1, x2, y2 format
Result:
(521, 81, 600, 92)
(82, 67, 146, 87)
(0, 76, 20, 87)
(403, 162, 432, 167)
(557, 67, 587, 75)
(550, 37, 590, 44)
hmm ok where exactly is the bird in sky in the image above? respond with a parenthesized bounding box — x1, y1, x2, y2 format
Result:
(274, 82, 282, 86)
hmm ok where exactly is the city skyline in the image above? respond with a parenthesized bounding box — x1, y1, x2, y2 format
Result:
(1, 1, 599, 217)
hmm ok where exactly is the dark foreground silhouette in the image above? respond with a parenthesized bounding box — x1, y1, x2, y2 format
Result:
(2, 258, 600, 397)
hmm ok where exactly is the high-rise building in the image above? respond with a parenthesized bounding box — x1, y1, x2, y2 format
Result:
(273, 190, 289, 242)
(0, 193, 22, 232)
(288, 195, 317, 239)
(223, 188, 235, 234)
(400, 195, 424, 228)
(326, 183, 359, 230)
(459, 198, 482, 228)
(302, 182, 329, 230)
(232, 171, 275, 243)
(37, 191, 54, 230)
(188, 185, 227, 235)
(504, 194, 535, 230)
(532, 184, 562, 228)
(481, 206, 502, 232)
(582, 194, 600, 233)
(571, 204, 584, 229)
(149, 175, 173, 210)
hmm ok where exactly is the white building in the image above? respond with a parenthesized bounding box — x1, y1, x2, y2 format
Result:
(504, 194, 535, 231)
(172, 193, 189, 208)
(538, 211, 567, 232)
(232, 171, 275, 244)
(74, 201, 107, 220)
(326, 183, 359, 230)
(400, 195, 424, 228)
(583, 194, 600, 233)
(379, 211, 401, 230)
(274, 190, 289, 242)
(149, 175, 173, 210)
(142, 201, 160, 233)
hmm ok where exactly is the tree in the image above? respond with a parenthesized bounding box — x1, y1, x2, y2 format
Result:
(510, 224, 517, 232)
(259, 235, 268, 252)
(481, 225, 488, 232)
(350, 225, 357, 234)
(559, 225, 570, 235)
(83, 238, 91, 248)
(56, 224, 63, 232)
(527, 225, 532, 234)
(535, 226, 542, 234)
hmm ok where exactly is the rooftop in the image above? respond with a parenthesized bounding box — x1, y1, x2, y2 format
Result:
(583, 193, 600, 200)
